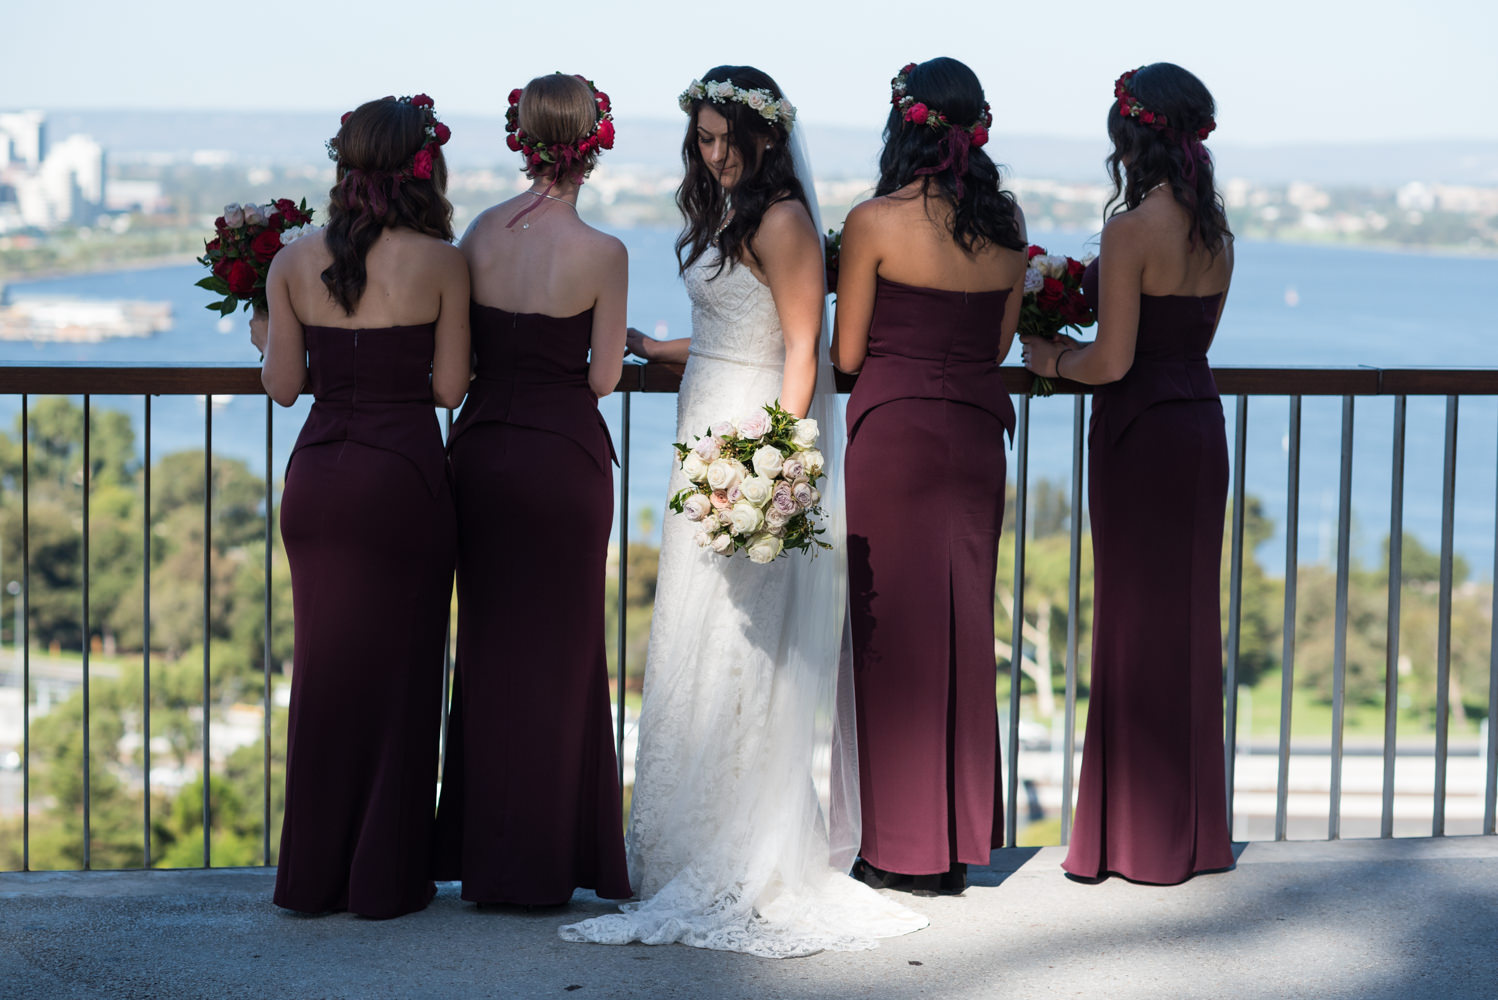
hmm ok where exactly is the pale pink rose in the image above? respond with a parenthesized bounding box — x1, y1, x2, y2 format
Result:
(711, 419, 736, 439)
(764, 505, 791, 529)
(243, 204, 267, 227)
(710, 532, 734, 555)
(709, 490, 731, 510)
(692, 435, 721, 462)
(727, 483, 743, 504)
(223, 203, 245, 227)
(683, 494, 713, 521)
(736, 410, 771, 440)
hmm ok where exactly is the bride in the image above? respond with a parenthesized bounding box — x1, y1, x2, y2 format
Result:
(559, 66, 928, 958)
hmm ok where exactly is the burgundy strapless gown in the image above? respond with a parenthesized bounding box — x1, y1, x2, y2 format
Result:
(1062, 259, 1237, 884)
(274, 324, 456, 919)
(432, 303, 631, 905)
(846, 276, 1016, 876)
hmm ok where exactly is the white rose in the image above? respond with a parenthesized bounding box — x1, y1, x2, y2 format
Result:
(739, 475, 773, 507)
(789, 418, 818, 449)
(745, 91, 768, 110)
(1023, 267, 1045, 295)
(682, 452, 709, 483)
(713, 81, 736, 99)
(223, 203, 245, 227)
(705, 458, 742, 493)
(711, 419, 736, 439)
(694, 528, 712, 547)
(682, 493, 713, 521)
(745, 532, 783, 564)
(729, 501, 764, 536)
(279, 223, 319, 246)
(1042, 254, 1069, 278)
(751, 444, 784, 480)
(796, 449, 824, 477)
(710, 531, 734, 555)
(243, 204, 267, 227)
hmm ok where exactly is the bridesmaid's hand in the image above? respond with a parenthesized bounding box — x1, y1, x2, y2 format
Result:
(625, 327, 654, 360)
(1021, 334, 1065, 377)
(249, 308, 269, 357)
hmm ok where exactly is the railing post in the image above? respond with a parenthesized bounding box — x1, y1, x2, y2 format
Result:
(203, 397, 212, 867)
(1328, 397, 1355, 840)
(1005, 394, 1029, 848)
(82, 395, 91, 869)
(1059, 394, 1084, 845)
(1433, 396, 1458, 837)
(1275, 395, 1302, 842)
(1225, 395, 1248, 838)
(143, 396, 152, 868)
(1488, 400, 1498, 836)
(20, 395, 29, 871)
(1382, 396, 1406, 838)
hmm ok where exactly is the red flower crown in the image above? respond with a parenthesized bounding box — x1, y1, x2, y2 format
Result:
(326, 94, 451, 180)
(1114, 69, 1216, 142)
(890, 63, 991, 148)
(505, 75, 615, 177)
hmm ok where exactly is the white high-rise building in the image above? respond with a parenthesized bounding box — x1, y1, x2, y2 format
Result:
(0, 113, 104, 229)
(0, 111, 46, 169)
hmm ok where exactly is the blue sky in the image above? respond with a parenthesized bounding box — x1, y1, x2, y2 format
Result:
(5, 0, 1495, 146)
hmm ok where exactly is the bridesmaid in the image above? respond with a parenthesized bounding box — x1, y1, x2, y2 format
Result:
(432, 73, 632, 906)
(255, 94, 470, 918)
(832, 58, 1027, 897)
(1023, 62, 1236, 884)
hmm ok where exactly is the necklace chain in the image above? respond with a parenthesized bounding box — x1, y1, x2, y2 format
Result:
(711, 195, 733, 245)
(527, 188, 578, 208)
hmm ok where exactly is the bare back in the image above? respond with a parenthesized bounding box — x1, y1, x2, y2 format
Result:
(1126, 194, 1233, 298)
(862, 184, 1027, 293)
(279, 228, 458, 328)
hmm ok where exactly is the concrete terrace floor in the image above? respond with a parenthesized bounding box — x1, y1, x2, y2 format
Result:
(3, 837, 1497, 1000)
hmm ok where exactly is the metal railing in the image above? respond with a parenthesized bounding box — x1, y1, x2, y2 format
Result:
(0, 362, 1495, 870)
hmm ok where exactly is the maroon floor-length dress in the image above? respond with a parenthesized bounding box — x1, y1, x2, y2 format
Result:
(274, 324, 456, 919)
(1061, 258, 1237, 884)
(432, 303, 631, 905)
(846, 276, 1015, 876)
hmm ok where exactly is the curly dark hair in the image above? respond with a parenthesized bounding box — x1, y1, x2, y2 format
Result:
(1105, 62, 1232, 254)
(875, 57, 1024, 254)
(321, 98, 454, 314)
(675, 65, 809, 277)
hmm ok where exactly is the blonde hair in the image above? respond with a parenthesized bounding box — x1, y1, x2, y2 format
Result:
(518, 74, 602, 180)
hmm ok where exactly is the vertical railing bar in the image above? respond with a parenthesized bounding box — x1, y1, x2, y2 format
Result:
(1487, 401, 1498, 836)
(262, 397, 273, 865)
(1059, 395, 1084, 845)
(1382, 396, 1405, 839)
(1329, 396, 1355, 840)
(438, 408, 454, 779)
(1433, 395, 1457, 837)
(1004, 394, 1030, 847)
(143, 396, 153, 868)
(82, 395, 91, 869)
(615, 391, 631, 786)
(1275, 396, 1301, 842)
(1224, 395, 1248, 838)
(20, 395, 29, 871)
(202, 397, 212, 867)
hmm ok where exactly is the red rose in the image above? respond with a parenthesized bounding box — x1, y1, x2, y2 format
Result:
(226, 260, 257, 298)
(205, 237, 221, 253)
(213, 256, 233, 280)
(268, 212, 284, 229)
(340, 111, 352, 125)
(214, 216, 228, 233)
(1027, 244, 1046, 259)
(250, 228, 283, 263)
(901, 62, 916, 74)
(1140, 110, 1155, 125)
(275, 198, 297, 215)
(906, 103, 929, 125)
(508, 88, 523, 106)
(597, 118, 615, 149)
(506, 133, 522, 152)
(412, 149, 434, 179)
(971, 125, 989, 148)
(411, 94, 434, 108)
(596, 92, 611, 113)
(1066, 257, 1086, 280)
(433, 122, 451, 145)
(1037, 276, 1065, 310)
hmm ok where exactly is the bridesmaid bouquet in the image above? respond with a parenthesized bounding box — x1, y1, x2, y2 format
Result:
(824, 227, 843, 296)
(670, 401, 831, 563)
(195, 199, 316, 315)
(1020, 244, 1096, 396)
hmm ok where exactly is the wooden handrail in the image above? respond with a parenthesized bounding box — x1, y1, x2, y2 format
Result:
(0, 362, 1494, 396)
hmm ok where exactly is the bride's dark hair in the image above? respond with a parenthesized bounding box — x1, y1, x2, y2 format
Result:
(676, 65, 809, 276)
(1105, 62, 1231, 254)
(322, 97, 454, 314)
(875, 57, 1024, 254)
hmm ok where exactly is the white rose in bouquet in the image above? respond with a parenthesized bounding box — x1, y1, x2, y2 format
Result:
(243, 204, 268, 227)
(736, 410, 771, 440)
(705, 458, 742, 493)
(694, 528, 713, 548)
(682, 452, 709, 483)
(729, 501, 764, 536)
(745, 532, 784, 564)
(751, 444, 784, 480)
(739, 475, 773, 507)
(682, 493, 714, 522)
(711, 419, 736, 440)
(223, 203, 246, 227)
(691, 435, 721, 462)
(796, 449, 825, 477)
(710, 532, 735, 555)
(1023, 267, 1044, 294)
(717, 509, 735, 528)
(790, 418, 819, 449)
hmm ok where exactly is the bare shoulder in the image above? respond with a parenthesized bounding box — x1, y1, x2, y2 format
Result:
(269, 228, 326, 275)
(756, 197, 818, 247)
(578, 224, 628, 263)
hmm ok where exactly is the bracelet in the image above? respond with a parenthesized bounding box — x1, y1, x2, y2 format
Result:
(1054, 347, 1074, 380)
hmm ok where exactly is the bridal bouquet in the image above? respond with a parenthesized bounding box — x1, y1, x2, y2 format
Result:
(670, 401, 831, 563)
(195, 199, 315, 316)
(1020, 244, 1096, 396)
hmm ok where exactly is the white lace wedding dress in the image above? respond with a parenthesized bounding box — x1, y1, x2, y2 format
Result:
(558, 252, 929, 958)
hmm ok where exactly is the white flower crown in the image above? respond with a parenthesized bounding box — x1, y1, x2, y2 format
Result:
(678, 79, 797, 130)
